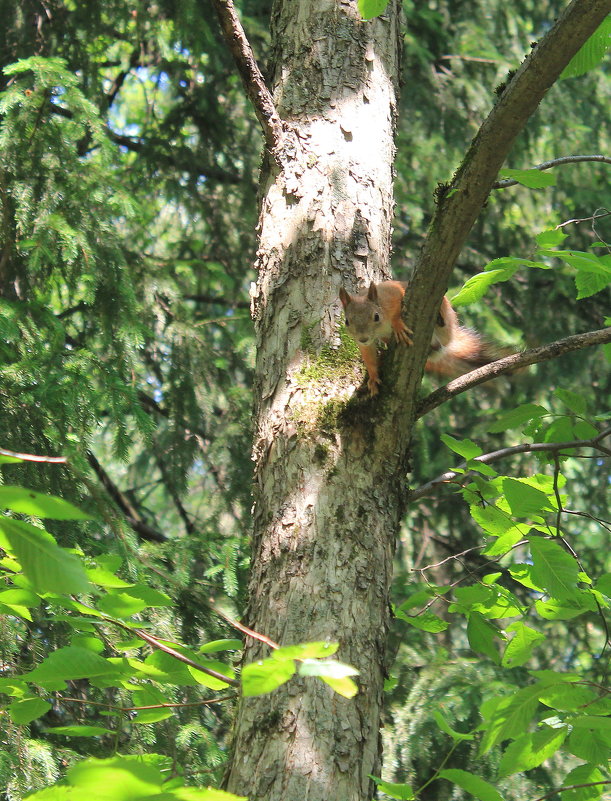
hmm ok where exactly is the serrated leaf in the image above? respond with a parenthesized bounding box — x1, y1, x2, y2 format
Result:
(567, 725, 611, 764)
(8, 696, 52, 724)
(440, 434, 482, 459)
(499, 168, 555, 188)
(24, 646, 120, 689)
(439, 769, 504, 801)
(0, 486, 91, 519)
(502, 478, 553, 516)
(357, 0, 389, 20)
(529, 537, 581, 600)
(273, 642, 339, 660)
(370, 776, 415, 799)
(241, 657, 295, 696)
(498, 725, 568, 777)
(487, 404, 548, 433)
(319, 675, 359, 698)
(433, 709, 474, 741)
(502, 622, 546, 668)
(467, 612, 500, 663)
(561, 17, 611, 78)
(398, 610, 449, 632)
(451, 265, 521, 306)
(479, 686, 541, 753)
(0, 518, 90, 594)
(554, 389, 587, 415)
(560, 763, 605, 801)
(45, 725, 114, 737)
(199, 639, 243, 654)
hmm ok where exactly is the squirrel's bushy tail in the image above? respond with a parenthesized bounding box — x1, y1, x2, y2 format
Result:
(425, 325, 512, 377)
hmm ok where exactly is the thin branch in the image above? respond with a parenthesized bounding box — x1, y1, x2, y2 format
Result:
(416, 327, 611, 418)
(492, 154, 611, 189)
(210, 0, 285, 162)
(531, 781, 611, 801)
(86, 451, 167, 543)
(409, 428, 611, 502)
(131, 627, 240, 687)
(211, 602, 280, 650)
(58, 694, 235, 712)
(0, 447, 67, 464)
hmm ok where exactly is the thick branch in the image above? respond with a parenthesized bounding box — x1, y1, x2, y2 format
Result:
(492, 154, 611, 189)
(416, 327, 611, 418)
(409, 428, 611, 502)
(396, 0, 611, 415)
(210, 0, 284, 161)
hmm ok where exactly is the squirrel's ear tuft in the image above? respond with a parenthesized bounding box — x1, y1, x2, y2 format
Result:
(339, 287, 350, 307)
(367, 281, 378, 301)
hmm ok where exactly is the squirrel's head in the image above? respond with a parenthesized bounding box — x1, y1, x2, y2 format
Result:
(339, 282, 385, 346)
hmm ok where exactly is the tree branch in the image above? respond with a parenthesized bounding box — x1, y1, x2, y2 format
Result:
(210, 0, 285, 162)
(492, 154, 611, 189)
(416, 327, 611, 418)
(408, 427, 611, 502)
(86, 451, 167, 543)
(395, 0, 611, 414)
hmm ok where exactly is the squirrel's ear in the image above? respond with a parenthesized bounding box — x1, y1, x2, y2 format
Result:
(367, 281, 378, 301)
(339, 287, 351, 307)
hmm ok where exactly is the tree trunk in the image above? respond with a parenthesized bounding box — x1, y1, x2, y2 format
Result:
(224, 1, 405, 798)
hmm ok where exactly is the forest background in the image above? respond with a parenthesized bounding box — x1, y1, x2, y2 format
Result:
(0, 1, 609, 800)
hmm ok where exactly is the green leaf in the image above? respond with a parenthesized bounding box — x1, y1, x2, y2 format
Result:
(498, 725, 568, 777)
(131, 687, 174, 724)
(554, 388, 587, 415)
(536, 229, 567, 248)
(298, 658, 358, 679)
(451, 263, 522, 305)
(528, 537, 581, 600)
(440, 434, 482, 459)
(370, 776, 415, 799)
(272, 642, 339, 660)
(502, 478, 553, 516)
(479, 686, 541, 753)
(502, 622, 545, 668)
(8, 696, 52, 724)
(561, 17, 611, 79)
(397, 610, 449, 632)
(499, 168, 556, 188)
(199, 639, 243, 654)
(539, 684, 600, 713)
(241, 657, 296, 697)
(560, 763, 605, 801)
(45, 725, 114, 737)
(0, 518, 90, 594)
(487, 404, 548, 433)
(0, 486, 91, 519)
(24, 646, 120, 689)
(319, 674, 359, 698)
(467, 612, 500, 663)
(439, 769, 504, 801)
(357, 0, 389, 20)
(433, 709, 474, 741)
(67, 755, 164, 798)
(97, 591, 148, 618)
(567, 724, 611, 764)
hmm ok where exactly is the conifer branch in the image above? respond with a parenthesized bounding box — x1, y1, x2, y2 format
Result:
(492, 154, 611, 188)
(416, 327, 611, 418)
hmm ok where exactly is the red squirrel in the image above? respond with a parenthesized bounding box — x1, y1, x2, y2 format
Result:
(339, 280, 501, 396)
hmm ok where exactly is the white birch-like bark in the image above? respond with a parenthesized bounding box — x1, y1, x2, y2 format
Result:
(224, 1, 403, 799)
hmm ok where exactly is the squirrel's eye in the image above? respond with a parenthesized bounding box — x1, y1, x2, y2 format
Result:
(373, 312, 380, 322)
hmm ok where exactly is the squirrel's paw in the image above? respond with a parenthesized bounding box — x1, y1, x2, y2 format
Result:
(367, 376, 381, 396)
(393, 320, 414, 346)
